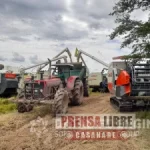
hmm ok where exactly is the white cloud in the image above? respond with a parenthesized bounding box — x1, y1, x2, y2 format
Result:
(12, 52, 25, 62)
(0, 56, 7, 61)
(0, 0, 147, 73)
(29, 55, 44, 64)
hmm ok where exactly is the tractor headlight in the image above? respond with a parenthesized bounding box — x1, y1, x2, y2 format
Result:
(34, 90, 38, 92)
(40, 89, 43, 92)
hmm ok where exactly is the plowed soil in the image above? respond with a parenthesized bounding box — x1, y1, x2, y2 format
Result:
(0, 93, 150, 150)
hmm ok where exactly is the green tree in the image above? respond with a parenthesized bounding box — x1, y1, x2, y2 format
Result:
(110, 0, 150, 59)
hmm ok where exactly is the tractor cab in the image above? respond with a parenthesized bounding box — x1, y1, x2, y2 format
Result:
(52, 62, 86, 81)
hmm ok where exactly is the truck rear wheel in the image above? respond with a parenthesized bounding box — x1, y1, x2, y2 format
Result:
(71, 79, 84, 105)
(52, 88, 69, 117)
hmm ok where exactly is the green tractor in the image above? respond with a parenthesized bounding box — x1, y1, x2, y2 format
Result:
(17, 48, 89, 116)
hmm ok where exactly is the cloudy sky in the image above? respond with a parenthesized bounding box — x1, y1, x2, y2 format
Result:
(0, 0, 148, 72)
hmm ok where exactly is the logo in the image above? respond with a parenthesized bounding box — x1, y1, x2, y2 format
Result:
(56, 114, 135, 130)
(55, 114, 142, 140)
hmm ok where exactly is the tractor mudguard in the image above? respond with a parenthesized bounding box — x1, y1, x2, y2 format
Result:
(67, 76, 79, 90)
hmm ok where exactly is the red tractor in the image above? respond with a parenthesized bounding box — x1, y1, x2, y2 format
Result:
(17, 49, 89, 116)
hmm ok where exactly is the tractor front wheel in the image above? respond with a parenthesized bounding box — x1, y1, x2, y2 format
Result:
(17, 102, 27, 113)
(52, 88, 69, 117)
(17, 102, 33, 113)
(71, 79, 84, 105)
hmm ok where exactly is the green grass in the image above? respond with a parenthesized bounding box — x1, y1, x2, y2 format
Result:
(136, 111, 150, 119)
(88, 88, 93, 95)
(0, 98, 16, 114)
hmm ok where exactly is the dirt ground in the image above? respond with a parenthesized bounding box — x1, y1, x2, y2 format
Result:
(0, 93, 150, 150)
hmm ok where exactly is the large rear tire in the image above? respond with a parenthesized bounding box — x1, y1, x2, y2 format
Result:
(83, 79, 89, 97)
(71, 79, 84, 105)
(52, 88, 69, 117)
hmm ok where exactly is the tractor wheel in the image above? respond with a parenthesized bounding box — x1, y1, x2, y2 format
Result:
(52, 88, 69, 117)
(17, 102, 27, 113)
(26, 104, 33, 112)
(17, 102, 33, 113)
(99, 82, 109, 93)
(71, 79, 84, 105)
(83, 79, 89, 97)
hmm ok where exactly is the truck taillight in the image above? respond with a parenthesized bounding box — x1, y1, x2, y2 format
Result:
(5, 73, 16, 79)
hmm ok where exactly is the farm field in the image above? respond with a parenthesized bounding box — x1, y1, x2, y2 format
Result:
(0, 93, 150, 150)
